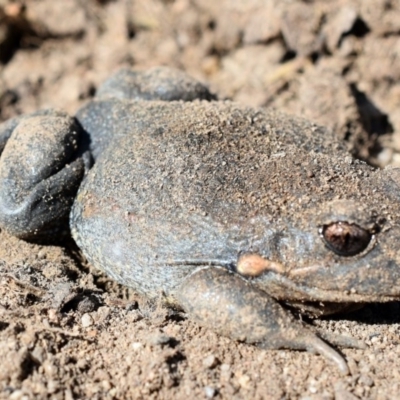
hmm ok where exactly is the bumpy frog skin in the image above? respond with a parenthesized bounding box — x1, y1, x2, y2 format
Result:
(1, 67, 400, 374)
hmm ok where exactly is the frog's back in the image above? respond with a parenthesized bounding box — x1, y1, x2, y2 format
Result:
(71, 99, 374, 300)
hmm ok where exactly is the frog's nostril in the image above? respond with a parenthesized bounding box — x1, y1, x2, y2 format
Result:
(320, 222, 372, 257)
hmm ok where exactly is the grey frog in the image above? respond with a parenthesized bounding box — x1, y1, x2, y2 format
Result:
(1, 67, 400, 374)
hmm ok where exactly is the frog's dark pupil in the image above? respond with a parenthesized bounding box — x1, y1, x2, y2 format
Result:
(321, 222, 372, 257)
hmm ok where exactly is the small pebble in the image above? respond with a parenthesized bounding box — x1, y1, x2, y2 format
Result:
(358, 374, 374, 387)
(76, 359, 88, 370)
(76, 296, 99, 313)
(220, 363, 231, 379)
(64, 388, 74, 400)
(204, 386, 216, 398)
(344, 156, 353, 164)
(81, 313, 93, 328)
(9, 390, 28, 400)
(47, 309, 59, 323)
(96, 306, 111, 322)
(220, 363, 230, 372)
(203, 354, 218, 369)
(148, 333, 173, 345)
(30, 345, 46, 364)
(101, 380, 111, 390)
(87, 329, 98, 338)
(237, 374, 250, 389)
(37, 250, 47, 260)
(47, 379, 59, 394)
(131, 342, 143, 351)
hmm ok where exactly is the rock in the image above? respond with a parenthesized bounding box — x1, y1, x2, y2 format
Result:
(81, 313, 93, 328)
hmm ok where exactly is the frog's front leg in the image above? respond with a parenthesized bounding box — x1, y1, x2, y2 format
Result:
(0, 110, 90, 240)
(176, 267, 350, 374)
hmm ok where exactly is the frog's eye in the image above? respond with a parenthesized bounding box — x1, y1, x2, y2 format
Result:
(320, 222, 372, 257)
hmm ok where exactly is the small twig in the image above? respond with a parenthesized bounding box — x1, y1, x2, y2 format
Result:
(0, 273, 46, 297)
(37, 325, 94, 341)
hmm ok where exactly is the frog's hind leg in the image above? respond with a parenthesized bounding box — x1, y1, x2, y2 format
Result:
(95, 66, 217, 102)
(0, 110, 91, 241)
(176, 267, 350, 374)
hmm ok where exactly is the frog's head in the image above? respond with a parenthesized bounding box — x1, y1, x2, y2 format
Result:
(240, 168, 400, 304)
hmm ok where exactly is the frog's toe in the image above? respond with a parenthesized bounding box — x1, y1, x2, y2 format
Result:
(300, 334, 350, 374)
(95, 66, 217, 102)
(315, 329, 366, 350)
(176, 267, 350, 374)
(0, 111, 90, 241)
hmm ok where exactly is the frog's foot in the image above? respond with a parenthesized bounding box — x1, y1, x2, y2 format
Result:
(0, 109, 90, 241)
(176, 267, 351, 374)
(95, 66, 217, 102)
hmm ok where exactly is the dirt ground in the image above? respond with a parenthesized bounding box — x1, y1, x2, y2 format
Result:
(1, 0, 400, 399)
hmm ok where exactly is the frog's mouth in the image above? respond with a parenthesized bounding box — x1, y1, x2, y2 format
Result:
(257, 270, 400, 304)
(255, 258, 400, 304)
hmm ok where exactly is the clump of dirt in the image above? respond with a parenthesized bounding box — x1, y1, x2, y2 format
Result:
(1, 0, 400, 399)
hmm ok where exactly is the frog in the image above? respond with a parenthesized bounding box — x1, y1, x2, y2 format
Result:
(1, 66, 400, 374)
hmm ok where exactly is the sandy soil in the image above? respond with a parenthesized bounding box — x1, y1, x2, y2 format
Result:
(1, 0, 400, 398)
